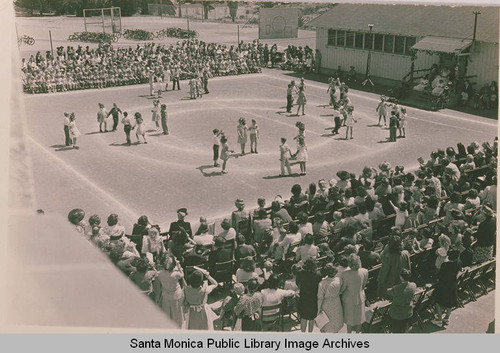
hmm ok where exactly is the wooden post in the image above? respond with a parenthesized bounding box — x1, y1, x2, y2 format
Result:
(237, 25, 240, 51)
(101, 9, 105, 33)
(15, 22, 19, 49)
(118, 7, 122, 33)
(187, 19, 190, 31)
(83, 9, 87, 31)
(49, 30, 54, 57)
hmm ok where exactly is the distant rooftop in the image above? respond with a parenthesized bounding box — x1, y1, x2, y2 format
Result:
(307, 4, 499, 43)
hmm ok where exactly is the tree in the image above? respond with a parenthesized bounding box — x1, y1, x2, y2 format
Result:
(202, 1, 214, 20)
(227, 1, 238, 22)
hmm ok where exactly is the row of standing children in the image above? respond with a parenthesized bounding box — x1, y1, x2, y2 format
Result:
(376, 96, 407, 141)
(326, 78, 357, 139)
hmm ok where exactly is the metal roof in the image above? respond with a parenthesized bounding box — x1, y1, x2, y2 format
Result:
(306, 4, 499, 43)
(412, 36, 472, 53)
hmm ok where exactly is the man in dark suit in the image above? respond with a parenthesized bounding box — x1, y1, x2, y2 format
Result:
(169, 208, 192, 238)
(63, 112, 72, 146)
(107, 103, 122, 131)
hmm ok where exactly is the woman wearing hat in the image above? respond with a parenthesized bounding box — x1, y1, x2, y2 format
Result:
(154, 255, 185, 328)
(183, 268, 219, 330)
(472, 206, 496, 263)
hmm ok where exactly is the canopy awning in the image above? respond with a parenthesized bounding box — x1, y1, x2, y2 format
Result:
(411, 36, 472, 54)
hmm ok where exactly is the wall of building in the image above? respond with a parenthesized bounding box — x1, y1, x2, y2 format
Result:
(316, 28, 440, 82)
(467, 41, 499, 88)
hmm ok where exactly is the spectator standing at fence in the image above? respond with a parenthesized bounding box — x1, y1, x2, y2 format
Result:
(107, 103, 122, 132)
(63, 112, 72, 146)
(97, 103, 108, 133)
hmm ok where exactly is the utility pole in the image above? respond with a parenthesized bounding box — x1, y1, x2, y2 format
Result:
(362, 24, 374, 86)
(473, 11, 481, 42)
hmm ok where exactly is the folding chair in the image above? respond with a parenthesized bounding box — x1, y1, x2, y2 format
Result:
(214, 259, 235, 288)
(363, 302, 391, 333)
(412, 287, 435, 328)
(463, 265, 482, 302)
(480, 259, 496, 292)
(281, 296, 300, 324)
(456, 269, 471, 307)
(260, 303, 284, 331)
(185, 262, 208, 277)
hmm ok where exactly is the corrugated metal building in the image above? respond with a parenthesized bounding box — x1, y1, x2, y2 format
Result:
(307, 4, 499, 87)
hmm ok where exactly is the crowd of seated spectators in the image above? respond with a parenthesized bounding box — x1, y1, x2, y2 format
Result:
(67, 138, 497, 332)
(20, 39, 267, 94)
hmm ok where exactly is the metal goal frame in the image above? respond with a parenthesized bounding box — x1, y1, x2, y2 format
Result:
(83, 7, 122, 33)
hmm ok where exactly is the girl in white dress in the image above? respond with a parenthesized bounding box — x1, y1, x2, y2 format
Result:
(133, 112, 147, 144)
(151, 99, 160, 131)
(294, 136, 308, 175)
(68, 112, 81, 149)
(344, 105, 357, 140)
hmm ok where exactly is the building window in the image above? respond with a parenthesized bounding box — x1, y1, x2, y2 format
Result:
(394, 36, 405, 54)
(345, 31, 354, 48)
(405, 36, 417, 54)
(328, 29, 336, 46)
(384, 35, 394, 53)
(336, 30, 345, 46)
(354, 32, 364, 49)
(374, 34, 383, 51)
(364, 33, 373, 50)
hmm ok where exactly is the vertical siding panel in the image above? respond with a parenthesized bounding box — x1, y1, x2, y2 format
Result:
(315, 28, 497, 85)
(467, 42, 499, 87)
